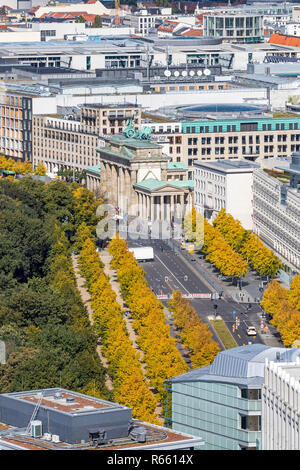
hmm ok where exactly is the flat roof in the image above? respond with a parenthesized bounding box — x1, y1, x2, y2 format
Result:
(0, 386, 205, 450)
(194, 159, 260, 172)
(7, 389, 121, 415)
(0, 421, 204, 451)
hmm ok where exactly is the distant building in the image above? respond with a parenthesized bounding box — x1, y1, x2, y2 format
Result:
(151, 116, 300, 179)
(0, 90, 57, 162)
(262, 351, 300, 449)
(123, 7, 173, 36)
(193, 159, 259, 230)
(204, 13, 264, 43)
(32, 104, 141, 174)
(167, 344, 300, 450)
(32, 1, 110, 19)
(252, 152, 300, 277)
(0, 388, 204, 450)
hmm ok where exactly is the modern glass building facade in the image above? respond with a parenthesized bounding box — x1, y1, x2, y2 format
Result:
(204, 14, 263, 43)
(167, 345, 298, 450)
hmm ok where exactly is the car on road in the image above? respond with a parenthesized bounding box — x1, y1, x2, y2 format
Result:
(247, 326, 257, 336)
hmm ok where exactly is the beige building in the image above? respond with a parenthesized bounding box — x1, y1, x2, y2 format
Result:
(150, 116, 300, 177)
(32, 115, 99, 174)
(80, 104, 141, 136)
(32, 104, 142, 174)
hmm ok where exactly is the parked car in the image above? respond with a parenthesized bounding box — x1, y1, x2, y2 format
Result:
(247, 326, 257, 336)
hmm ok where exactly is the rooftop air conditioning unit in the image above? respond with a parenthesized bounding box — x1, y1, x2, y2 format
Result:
(66, 396, 75, 403)
(52, 434, 60, 443)
(130, 426, 147, 443)
(31, 420, 43, 438)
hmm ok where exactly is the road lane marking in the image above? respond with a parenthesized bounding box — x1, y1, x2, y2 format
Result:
(155, 253, 190, 295)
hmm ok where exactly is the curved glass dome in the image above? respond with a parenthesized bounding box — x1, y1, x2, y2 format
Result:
(183, 103, 263, 113)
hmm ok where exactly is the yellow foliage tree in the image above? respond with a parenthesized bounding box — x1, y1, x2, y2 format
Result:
(288, 275, 300, 312)
(261, 280, 288, 317)
(34, 162, 47, 176)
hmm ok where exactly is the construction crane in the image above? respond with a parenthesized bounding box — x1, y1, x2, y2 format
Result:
(114, 0, 121, 26)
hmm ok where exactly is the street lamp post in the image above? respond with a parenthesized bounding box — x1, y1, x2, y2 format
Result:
(213, 302, 218, 319)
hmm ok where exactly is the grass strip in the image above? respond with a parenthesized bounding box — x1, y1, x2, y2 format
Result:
(211, 319, 238, 349)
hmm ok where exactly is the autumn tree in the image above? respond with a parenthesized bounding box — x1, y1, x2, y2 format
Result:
(288, 275, 300, 312)
(261, 280, 289, 317)
(168, 290, 220, 368)
(34, 162, 47, 176)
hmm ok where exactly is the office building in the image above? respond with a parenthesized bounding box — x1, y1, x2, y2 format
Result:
(194, 159, 259, 230)
(150, 116, 300, 178)
(0, 36, 298, 72)
(0, 90, 57, 162)
(262, 352, 300, 450)
(204, 14, 264, 43)
(167, 344, 300, 450)
(252, 152, 300, 277)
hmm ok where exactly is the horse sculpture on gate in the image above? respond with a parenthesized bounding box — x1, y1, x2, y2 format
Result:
(123, 119, 152, 140)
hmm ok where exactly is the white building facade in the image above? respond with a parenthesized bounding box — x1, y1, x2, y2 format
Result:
(252, 157, 300, 275)
(194, 159, 258, 230)
(262, 354, 300, 450)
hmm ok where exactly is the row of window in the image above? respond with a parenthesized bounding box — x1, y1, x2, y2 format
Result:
(185, 122, 300, 134)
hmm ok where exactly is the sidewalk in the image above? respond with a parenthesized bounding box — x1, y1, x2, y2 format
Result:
(99, 249, 147, 374)
(71, 254, 113, 392)
(99, 249, 163, 420)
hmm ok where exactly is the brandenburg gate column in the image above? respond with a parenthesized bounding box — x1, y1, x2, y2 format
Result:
(125, 168, 131, 216)
(111, 164, 118, 207)
(131, 168, 138, 214)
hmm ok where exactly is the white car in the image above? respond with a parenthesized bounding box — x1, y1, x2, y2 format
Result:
(247, 326, 257, 336)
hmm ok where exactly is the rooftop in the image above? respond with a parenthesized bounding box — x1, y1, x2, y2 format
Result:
(0, 388, 204, 451)
(194, 159, 260, 173)
(134, 178, 194, 191)
(168, 345, 300, 387)
(85, 163, 101, 175)
(20, 391, 113, 414)
(168, 161, 187, 170)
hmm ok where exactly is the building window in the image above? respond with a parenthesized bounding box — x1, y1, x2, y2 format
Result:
(240, 415, 261, 431)
(241, 389, 261, 400)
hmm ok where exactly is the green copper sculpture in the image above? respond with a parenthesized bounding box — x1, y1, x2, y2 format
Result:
(123, 119, 152, 140)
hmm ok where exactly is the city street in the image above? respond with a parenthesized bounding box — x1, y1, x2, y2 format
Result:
(127, 237, 283, 349)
